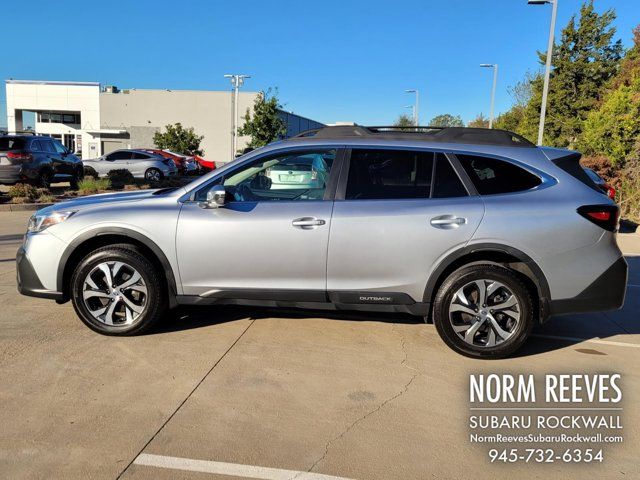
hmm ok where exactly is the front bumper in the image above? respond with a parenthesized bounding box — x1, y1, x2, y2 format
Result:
(549, 256, 628, 316)
(16, 246, 65, 300)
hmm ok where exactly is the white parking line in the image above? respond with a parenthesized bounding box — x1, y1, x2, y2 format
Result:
(134, 453, 356, 480)
(532, 334, 640, 348)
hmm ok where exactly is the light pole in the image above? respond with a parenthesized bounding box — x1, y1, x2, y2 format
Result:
(404, 105, 416, 126)
(480, 64, 498, 128)
(405, 89, 419, 126)
(224, 74, 251, 158)
(528, 0, 558, 145)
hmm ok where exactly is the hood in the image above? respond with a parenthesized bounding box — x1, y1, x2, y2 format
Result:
(37, 188, 182, 215)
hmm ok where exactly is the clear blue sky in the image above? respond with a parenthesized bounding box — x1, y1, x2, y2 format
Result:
(2, 0, 638, 127)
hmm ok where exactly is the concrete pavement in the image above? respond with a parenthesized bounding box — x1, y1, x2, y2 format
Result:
(1, 210, 639, 479)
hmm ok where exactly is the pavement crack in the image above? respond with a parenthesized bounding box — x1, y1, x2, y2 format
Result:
(293, 324, 419, 479)
(115, 318, 255, 479)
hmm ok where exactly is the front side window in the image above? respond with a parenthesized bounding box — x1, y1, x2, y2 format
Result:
(52, 140, 67, 154)
(345, 149, 434, 200)
(197, 149, 336, 202)
(457, 154, 541, 195)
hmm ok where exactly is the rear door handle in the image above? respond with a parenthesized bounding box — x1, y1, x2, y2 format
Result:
(292, 217, 326, 229)
(430, 215, 467, 229)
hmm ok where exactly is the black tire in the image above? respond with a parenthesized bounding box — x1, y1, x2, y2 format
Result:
(70, 244, 167, 336)
(69, 167, 83, 190)
(38, 169, 53, 189)
(432, 264, 534, 359)
(145, 168, 163, 182)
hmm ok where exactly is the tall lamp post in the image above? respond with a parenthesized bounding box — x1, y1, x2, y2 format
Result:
(480, 64, 498, 128)
(224, 74, 251, 159)
(404, 105, 416, 125)
(528, 0, 558, 145)
(405, 89, 419, 126)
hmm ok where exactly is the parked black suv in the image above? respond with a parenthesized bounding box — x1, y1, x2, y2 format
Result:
(0, 135, 84, 188)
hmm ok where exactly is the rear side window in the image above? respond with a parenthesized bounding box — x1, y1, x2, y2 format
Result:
(433, 153, 468, 198)
(457, 154, 541, 195)
(0, 138, 25, 150)
(346, 149, 434, 199)
(131, 152, 150, 159)
(31, 140, 43, 151)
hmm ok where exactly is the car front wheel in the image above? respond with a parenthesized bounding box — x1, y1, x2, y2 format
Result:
(70, 244, 167, 335)
(432, 264, 534, 359)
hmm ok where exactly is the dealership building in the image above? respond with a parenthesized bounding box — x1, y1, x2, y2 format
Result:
(5, 79, 323, 161)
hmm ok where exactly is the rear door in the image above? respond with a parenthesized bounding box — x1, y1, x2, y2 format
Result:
(326, 147, 484, 304)
(129, 152, 152, 176)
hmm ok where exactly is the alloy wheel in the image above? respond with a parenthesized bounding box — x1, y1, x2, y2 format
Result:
(82, 261, 148, 326)
(448, 279, 521, 347)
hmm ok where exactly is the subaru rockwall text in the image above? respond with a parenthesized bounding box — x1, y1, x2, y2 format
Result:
(16, 126, 627, 358)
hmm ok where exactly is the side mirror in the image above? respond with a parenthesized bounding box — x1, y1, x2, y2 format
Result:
(199, 185, 226, 209)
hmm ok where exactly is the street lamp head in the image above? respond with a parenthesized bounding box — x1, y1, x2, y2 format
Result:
(528, 0, 552, 5)
(405, 89, 417, 93)
(480, 64, 495, 68)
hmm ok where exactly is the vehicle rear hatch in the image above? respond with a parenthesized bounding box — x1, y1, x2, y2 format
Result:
(0, 137, 27, 167)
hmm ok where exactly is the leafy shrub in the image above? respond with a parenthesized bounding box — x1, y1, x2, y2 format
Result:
(107, 169, 135, 189)
(7, 183, 39, 201)
(83, 166, 99, 179)
(37, 193, 55, 204)
(78, 177, 111, 195)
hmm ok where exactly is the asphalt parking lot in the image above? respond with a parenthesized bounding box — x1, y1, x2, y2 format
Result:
(1, 210, 639, 480)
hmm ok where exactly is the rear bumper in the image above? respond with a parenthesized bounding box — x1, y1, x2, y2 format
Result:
(0, 165, 22, 184)
(16, 246, 65, 300)
(549, 256, 628, 316)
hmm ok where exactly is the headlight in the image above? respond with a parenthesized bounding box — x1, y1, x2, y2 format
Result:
(27, 211, 76, 233)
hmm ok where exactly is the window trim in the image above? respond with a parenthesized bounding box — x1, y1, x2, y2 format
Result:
(336, 146, 473, 201)
(187, 145, 348, 204)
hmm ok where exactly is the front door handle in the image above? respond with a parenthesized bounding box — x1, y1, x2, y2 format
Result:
(430, 215, 467, 229)
(292, 217, 326, 230)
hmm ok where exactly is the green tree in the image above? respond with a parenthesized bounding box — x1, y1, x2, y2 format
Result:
(238, 89, 287, 149)
(531, 1, 623, 147)
(393, 113, 415, 130)
(467, 113, 490, 128)
(153, 123, 204, 156)
(581, 25, 640, 164)
(429, 114, 464, 128)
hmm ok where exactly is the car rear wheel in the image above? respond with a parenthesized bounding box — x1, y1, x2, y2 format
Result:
(70, 244, 167, 335)
(145, 168, 163, 182)
(432, 264, 534, 359)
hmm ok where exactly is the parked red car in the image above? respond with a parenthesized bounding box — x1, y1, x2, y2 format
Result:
(142, 149, 199, 174)
(193, 155, 217, 172)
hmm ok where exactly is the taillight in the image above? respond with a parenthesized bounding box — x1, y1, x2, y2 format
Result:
(577, 205, 619, 231)
(7, 151, 32, 161)
(605, 184, 616, 200)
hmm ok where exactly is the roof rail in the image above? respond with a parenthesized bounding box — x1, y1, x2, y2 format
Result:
(292, 125, 534, 147)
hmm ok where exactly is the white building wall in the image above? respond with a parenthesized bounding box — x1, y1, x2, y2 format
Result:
(5, 80, 101, 159)
(99, 89, 258, 162)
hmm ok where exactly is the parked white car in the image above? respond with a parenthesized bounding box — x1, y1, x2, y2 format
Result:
(83, 149, 178, 181)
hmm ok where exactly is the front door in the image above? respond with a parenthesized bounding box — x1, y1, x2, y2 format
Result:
(327, 148, 485, 303)
(176, 147, 340, 298)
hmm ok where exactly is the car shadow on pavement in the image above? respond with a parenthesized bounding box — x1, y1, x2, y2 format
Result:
(154, 255, 639, 357)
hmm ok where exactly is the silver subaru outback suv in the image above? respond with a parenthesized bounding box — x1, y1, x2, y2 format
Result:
(16, 126, 628, 358)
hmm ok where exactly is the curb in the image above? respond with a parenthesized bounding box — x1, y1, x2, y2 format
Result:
(0, 203, 53, 212)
